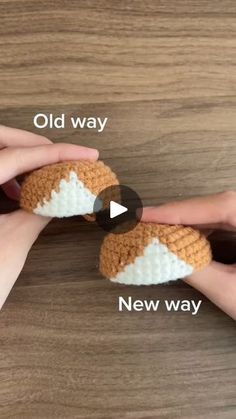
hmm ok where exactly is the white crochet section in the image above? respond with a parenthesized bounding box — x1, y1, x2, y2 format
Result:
(110, 238, 194, 285)
(34, 171, 102, 217)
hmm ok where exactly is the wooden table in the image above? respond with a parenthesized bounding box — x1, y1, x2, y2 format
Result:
(0, 1, 235, 418)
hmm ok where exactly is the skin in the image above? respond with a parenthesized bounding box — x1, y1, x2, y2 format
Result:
(1, 126, 235, 320)
(0, 125, 99, 309)
(142, 192, 236, 320)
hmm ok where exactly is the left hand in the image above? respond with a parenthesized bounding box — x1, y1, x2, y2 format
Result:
(0, 125, 99, 309)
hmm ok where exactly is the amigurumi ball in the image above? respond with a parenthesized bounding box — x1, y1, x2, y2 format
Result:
(20, 160, 119, 218)
(99, 223, 212, 285)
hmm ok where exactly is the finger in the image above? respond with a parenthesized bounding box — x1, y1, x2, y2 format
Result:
(0, 143, 99, 184)
(141, 192, 236, 226)
(0, 210, 50, 309)
(0, 125, 52, 148)
(185, 261, 236, 320)
(1, 179, 21, 201)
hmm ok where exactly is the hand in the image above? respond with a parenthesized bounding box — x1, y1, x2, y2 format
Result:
(142, 192, 236, 320)
(0, 125, 99, 309)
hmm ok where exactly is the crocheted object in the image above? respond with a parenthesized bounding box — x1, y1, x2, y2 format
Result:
(20, 160, 119, 217)
(20, 160, 212, 285)
(100, 223, 212, 285)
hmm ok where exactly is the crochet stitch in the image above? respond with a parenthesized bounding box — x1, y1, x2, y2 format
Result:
(20, 160, 212, 285)
(20, 160, 119, 217)
(99, 223, 212, 285)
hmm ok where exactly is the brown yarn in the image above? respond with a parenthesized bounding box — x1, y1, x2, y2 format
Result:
(100, 223, 212, 279)
(20, 160, 119, 212)
(20, 161, 212, 282)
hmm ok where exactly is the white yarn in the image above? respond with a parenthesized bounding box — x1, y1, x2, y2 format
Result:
(110, 238, 194, 285)
(34, 171, 102, 217)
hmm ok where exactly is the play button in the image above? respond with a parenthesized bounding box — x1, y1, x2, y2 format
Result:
(110, 201, 127, 218)
(94, 184, 143, 234)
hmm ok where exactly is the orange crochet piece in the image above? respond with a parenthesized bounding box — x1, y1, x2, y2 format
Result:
(100, 222, 212, 283)
(20, 160, 119, 216)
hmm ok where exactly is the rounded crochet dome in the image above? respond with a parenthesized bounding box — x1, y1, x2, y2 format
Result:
(100, 222, 212, 285)
(20, 160, 119, 218)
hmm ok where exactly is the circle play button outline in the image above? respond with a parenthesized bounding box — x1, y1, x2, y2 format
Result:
(94, 184, 143, 234)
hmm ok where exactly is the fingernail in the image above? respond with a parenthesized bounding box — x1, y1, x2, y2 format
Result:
(88, 148, 99, 159)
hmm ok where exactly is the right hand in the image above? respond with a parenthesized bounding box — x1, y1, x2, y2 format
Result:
(142, 192, 236, 320)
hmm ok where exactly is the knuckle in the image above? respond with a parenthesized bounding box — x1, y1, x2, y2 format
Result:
(40, 143, 61, 162)
(54, 143, 68, 160)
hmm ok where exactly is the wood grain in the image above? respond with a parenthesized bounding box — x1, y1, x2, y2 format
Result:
(0, 1, 235, 418)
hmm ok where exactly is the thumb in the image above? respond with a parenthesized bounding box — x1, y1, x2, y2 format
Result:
(141, 192, 236, 226)
(185, 261, 236, 320)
